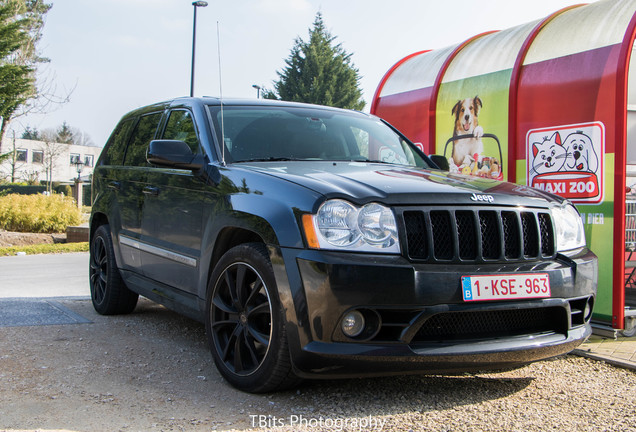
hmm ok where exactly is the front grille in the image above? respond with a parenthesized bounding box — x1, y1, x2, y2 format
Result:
(412, 307, 567, 342)
(402, 207, 555, 263)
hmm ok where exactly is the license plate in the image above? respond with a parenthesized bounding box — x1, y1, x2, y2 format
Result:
(461, 273, 550, 302)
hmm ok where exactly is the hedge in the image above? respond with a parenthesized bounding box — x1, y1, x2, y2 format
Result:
(0, 184, 77, 196)
(0, 193, 83, 233)
(0, 185, 46, 195)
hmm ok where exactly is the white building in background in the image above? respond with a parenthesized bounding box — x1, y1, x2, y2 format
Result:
(0, 137, 103, 183)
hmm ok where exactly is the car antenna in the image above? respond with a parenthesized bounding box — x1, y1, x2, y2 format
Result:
(217, 21, 226, 166)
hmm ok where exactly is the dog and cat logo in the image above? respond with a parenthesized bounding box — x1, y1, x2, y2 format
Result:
(526, 122, 604, 204)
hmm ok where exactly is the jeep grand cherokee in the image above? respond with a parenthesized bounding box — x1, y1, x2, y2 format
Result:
(89, 97, 597, 393)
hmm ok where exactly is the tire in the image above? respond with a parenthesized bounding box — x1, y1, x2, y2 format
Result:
(89, 224, 139, 315)
(621, 326, 636, 338)
(205, 243, 301, 393)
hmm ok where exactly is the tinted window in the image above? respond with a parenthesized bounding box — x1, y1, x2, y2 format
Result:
(162, 110, 200, 153)
(124, 112, 162, 167)
(206, 105, 429, 167)
(102, 118, 134, 166)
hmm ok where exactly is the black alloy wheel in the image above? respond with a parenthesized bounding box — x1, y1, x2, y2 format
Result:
(89, 224, 138, 315)
(206, 243, 299, 393)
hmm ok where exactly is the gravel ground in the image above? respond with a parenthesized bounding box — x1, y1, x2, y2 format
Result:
(0, 297, 634, 432)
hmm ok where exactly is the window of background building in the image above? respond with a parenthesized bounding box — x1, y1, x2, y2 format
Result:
(70, 153, 80, 164)
(32, 150, 43, 164)
(16, 149, 27, 162)
(84, 155, 94, 167)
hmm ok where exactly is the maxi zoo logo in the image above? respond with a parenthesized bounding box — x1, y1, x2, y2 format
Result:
(526, 122, 605, 205)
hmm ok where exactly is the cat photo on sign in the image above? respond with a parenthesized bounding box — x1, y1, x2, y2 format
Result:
(526, 122, 605, 205)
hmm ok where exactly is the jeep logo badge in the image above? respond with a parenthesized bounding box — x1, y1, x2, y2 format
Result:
(470, 193, 494, 203)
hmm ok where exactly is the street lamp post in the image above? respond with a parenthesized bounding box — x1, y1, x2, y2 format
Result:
(72, 160, 84, 208)
(190, 1, 208, 97)
(252, 84, 261, 99)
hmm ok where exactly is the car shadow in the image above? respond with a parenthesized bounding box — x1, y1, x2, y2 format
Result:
(121, 298, 537, 414)
(289, 372, 536, 415)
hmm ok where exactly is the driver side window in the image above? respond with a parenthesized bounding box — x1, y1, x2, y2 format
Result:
(162, 110, 200, 153)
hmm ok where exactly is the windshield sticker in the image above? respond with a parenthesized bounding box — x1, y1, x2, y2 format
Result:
(378, 146, 408, 165)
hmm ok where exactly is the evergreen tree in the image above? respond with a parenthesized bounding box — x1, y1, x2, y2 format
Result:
(21, 124, 38, 139)
(56, 121, 73, 144)
(266, 13, 365, 110)
(0, 0, 51, 145)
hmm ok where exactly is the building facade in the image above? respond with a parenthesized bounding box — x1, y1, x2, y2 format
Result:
(0, 137, 103, 184)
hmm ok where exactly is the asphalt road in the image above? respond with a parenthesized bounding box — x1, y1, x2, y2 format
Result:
(0, 252, 89, 298)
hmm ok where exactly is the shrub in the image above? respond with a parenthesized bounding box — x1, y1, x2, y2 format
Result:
(54, 184, 72, 196)
(0, 185, 47, 195)
(0, 193, 83, 233)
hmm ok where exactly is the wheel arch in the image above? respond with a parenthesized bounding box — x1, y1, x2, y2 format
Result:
(90, 212, 109, 241)
(209, 226, 266, 279)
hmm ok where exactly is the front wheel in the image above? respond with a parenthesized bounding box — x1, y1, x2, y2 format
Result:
(205, 243, 300, 393)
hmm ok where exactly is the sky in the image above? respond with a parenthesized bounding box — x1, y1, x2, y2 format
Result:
(10, 0, 586, 146)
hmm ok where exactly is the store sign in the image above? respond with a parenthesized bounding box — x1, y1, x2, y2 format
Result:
(526, 122, 605, 204)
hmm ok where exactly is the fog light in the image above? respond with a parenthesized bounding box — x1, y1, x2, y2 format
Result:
(341, 310, 365, 337)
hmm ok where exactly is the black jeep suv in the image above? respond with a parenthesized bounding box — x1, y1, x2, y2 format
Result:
(90, 97, 597, 393)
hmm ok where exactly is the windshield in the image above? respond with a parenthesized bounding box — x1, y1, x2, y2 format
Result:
(206, 105, 430, 168)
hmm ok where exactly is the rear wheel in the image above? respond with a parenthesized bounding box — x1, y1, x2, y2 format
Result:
(89, 224, 138, 315)
(206, 243, 300, 393)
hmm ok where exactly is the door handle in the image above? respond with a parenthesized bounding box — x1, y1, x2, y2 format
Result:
(143, 186, 160, 196)
(107, 181, 121, 191)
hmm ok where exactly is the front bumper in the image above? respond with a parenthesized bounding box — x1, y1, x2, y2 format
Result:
(273, 247, 597, 378)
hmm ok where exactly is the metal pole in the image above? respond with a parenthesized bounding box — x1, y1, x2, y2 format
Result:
(190, 5, 197, 97)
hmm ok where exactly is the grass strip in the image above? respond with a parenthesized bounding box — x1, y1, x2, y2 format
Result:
(0, 242, 89, 256)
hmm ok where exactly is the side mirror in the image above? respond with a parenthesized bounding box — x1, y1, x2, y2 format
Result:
(147, 140, 204, 170)
(429, 155, 449, 171)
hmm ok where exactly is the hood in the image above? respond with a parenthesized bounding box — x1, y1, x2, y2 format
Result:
(240, 161, 562, 207)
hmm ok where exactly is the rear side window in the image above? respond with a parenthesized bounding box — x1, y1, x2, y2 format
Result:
(123, 112, 163, 167)
(162, 110, 200, 153)
(101, 119, 134, 166)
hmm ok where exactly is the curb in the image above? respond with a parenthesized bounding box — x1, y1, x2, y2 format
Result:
(571, 348, 636, 371)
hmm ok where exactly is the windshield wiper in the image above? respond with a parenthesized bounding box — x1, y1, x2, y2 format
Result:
(239, 157, 301, 162)
(348, 158, 394, 164)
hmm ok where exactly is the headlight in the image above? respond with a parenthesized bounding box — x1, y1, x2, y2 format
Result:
(550, 203, 586, 252)
(303, 199, 400, 253)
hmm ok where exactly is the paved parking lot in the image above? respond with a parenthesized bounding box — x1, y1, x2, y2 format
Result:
(0, 252, 89, 298)
(1, 253, 635, 431)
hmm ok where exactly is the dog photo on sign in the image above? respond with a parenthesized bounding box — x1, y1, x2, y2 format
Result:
(447, 96, 502, 179)
(450, 96, 484, 167)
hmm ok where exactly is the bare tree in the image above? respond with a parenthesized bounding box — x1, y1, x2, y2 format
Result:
(70, 126, 95, 147)
(0, 132, 27, 182)
(22, 168, 39, 185)
(39, 131, 65, 194)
